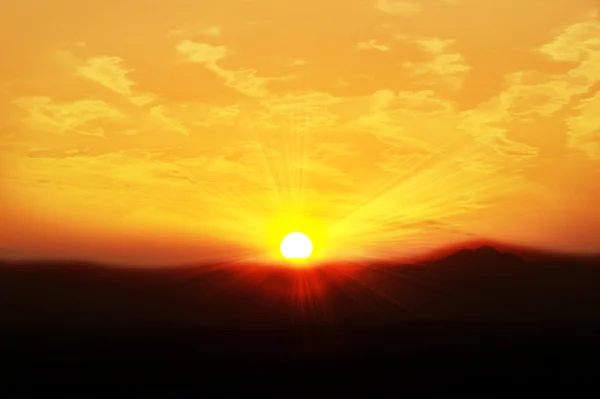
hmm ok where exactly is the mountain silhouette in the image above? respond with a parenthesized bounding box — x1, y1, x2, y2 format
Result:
(1, 243, 599, 330)
(2, 243, 600, 385)
(440, 245, 523, 265)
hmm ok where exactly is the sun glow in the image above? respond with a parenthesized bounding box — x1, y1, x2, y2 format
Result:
(280, 232, 313, 260)
(2, 1, 600, 265)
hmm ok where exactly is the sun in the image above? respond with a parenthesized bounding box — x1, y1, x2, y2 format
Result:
(280, 232, 313, 259)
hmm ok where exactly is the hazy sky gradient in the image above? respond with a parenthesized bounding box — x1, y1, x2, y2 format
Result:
(1, 0, 599, 264)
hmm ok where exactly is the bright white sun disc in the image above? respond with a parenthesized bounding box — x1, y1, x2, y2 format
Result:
(280, 232, 313, 259)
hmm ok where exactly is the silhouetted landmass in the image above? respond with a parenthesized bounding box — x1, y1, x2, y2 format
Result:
(1, 244, 600, 388)
(440, 245, 523, 264)
(2, 244, 599, 329)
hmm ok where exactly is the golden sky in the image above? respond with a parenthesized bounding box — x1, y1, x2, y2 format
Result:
(1, 0, 599, 265)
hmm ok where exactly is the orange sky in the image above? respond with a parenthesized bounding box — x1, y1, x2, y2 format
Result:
(1, 0, 599, 265)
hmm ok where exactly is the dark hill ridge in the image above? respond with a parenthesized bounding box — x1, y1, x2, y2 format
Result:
(437, 245, 523, 265)
(1, 244, 599, 333)
(422, 240, 600, 264)
(2, 245, 600, 385)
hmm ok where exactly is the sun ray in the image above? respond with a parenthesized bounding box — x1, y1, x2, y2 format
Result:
(3, 0, 597, 267)
(333, 264, 428, 323)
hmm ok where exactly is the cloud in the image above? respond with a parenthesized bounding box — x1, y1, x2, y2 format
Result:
(261, 92, 340, 111)
(531, 13, 600, 158)
(566, 91, 600, 159)
(5, 153, 200, 196)
(147, 105, 190, 135)
(257, 92, 341, 131)
(449, 15, 592, 159)
(286, 59, 308, 67)
(57, 47, 246, 136)
(129, 94, 158, 107)
(200, 25, 223, 37)
(132, 160, 198, 185)
(370, 89, 396, 110)
(376, 0, 421, 16)
(346, 89, 456, 149)
(399, 36, 472, 90)
(216, 68, 271, 97)
(342, 85, 537, 161)
(377, 149, 433, 174)
(12, 93, 200, 139)
(77, 57, 135, 96)
(455, 152, 502, 174)
(482, 133, 540, 158)
(167, 25, 223, 38)
(0, 152, 240, 241)
(176, 40, 227, 64)
(176, 40, 276, 97)
(200, 140, 356, 190)
(414, 37, 455, 54)
(395, 90, 456, 114)
(498, 71, 576, 117)
(539, 12, 600, 63)
(204, 155, 256, 179)
(441, 13, 599, 159)
(13, 96, 126, 138)
(201, 141, 278, 185)
(189, 104, 240, 127)
(369, 89, 456, 117)
(459, 103, 540, 158)
(302, 158, 355, 187)
(356, 39, 390, 52)
(309, 142, 355, 160)
(538, 14, 600, 94)
(75, 55, 158, 107)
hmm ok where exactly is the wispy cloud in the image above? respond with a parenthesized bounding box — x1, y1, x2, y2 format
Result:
(356, 39, 390, 52)
(398, 36, 471, 90)
(376, 0, 421, 16)
(13, 96, 126, 138)
(176, 40, 281, 97)
(76, 56, 157, 106)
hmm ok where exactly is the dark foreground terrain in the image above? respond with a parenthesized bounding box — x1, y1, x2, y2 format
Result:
(2, 246, 600, 392)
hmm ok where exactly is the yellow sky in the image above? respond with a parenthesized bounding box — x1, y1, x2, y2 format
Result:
(1, 0, 599, 265)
